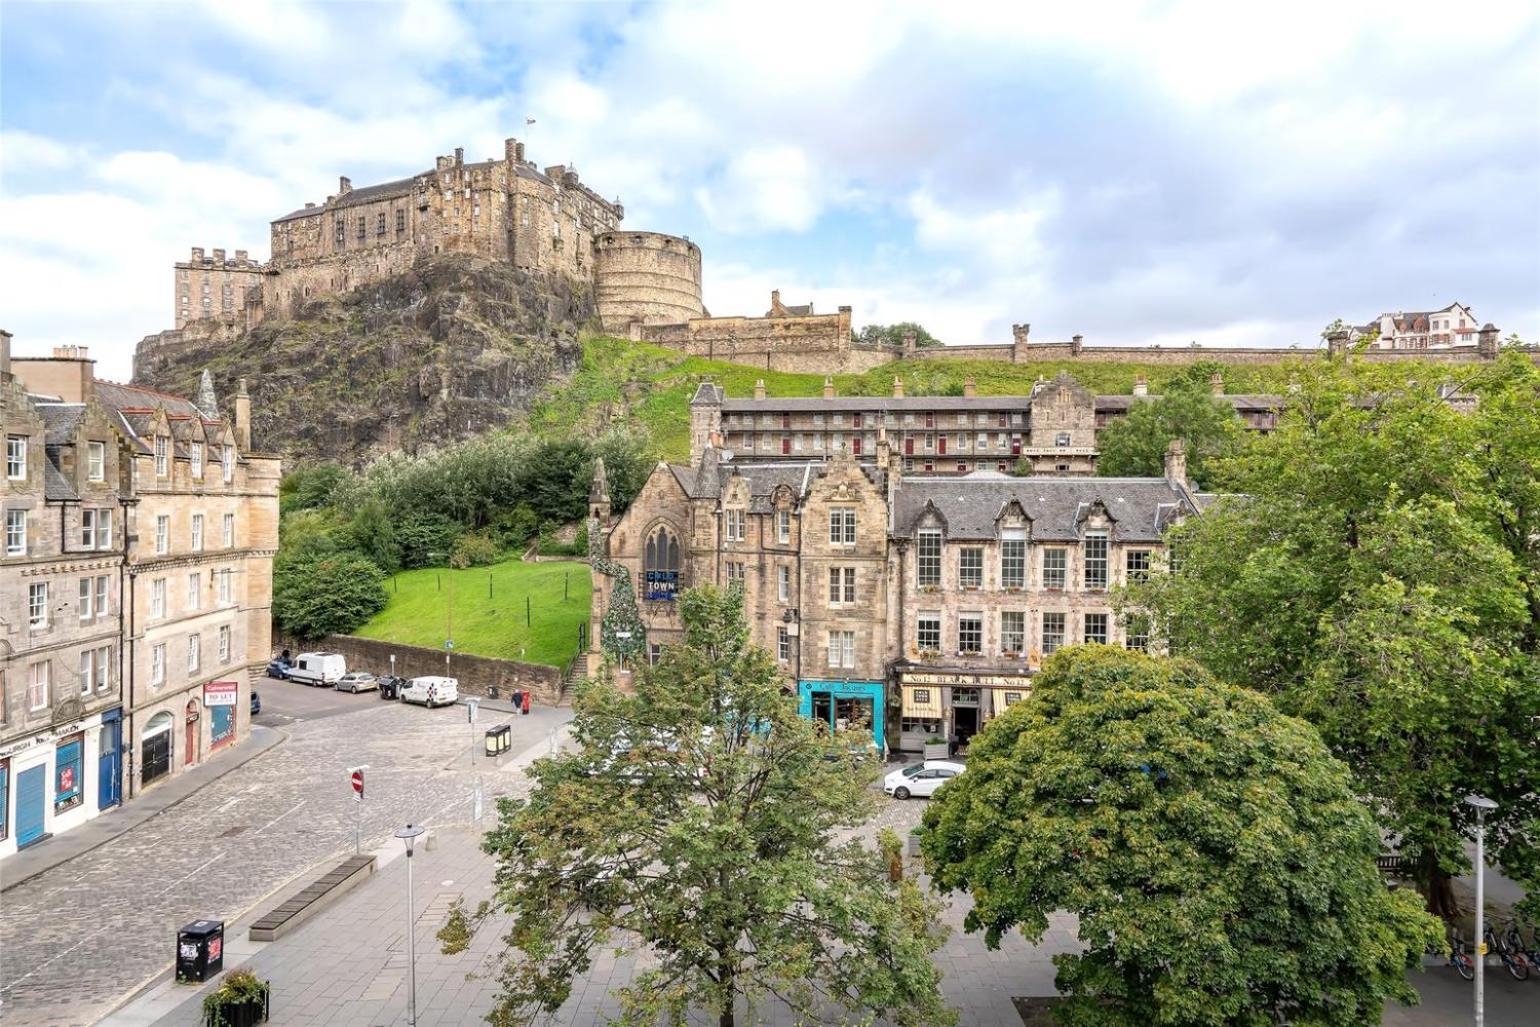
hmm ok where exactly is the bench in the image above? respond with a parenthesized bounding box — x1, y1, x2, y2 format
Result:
(248, 854, 376, 942)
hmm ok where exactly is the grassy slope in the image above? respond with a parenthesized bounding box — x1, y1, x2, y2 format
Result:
(354, 558, 591, 667)
(528, 335, 1314, 461)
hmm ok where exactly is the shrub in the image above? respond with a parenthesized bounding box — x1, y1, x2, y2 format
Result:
(273, 552, 387, 640)
(449, 530, 501, 568)
(395, 511, 462, 568)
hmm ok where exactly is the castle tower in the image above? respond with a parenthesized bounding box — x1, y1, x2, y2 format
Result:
(688, 382, 724, 463)
(195, 368, 220, 419)
(593, 231, 705, 333)
(589, 456, 612, 524)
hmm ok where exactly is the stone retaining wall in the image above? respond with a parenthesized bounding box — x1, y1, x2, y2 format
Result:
(274, 632, 564, 704)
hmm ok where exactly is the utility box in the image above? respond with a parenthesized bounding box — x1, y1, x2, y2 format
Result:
(176, 919, 225, 983)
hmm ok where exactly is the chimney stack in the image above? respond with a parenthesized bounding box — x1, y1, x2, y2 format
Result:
(1133, 375, 1148, 396)
(191, 246, 205, 263)
(234, 249, 249, 265)
(753, 379, 766, 401)
(1071, 334, 1084, 355)
(901, 329, 917, 355)
(962, 376, 977, 399)
(892, 376, 905, 398)
(1164, 438, 1188, 483)
(233, 378, 252, 450)
(1209, 372, 1224, 396)
(212, 247, 225, 264)
(454, 147, 464, 166)
(1326, 328, 1350, 356)
(822, 376, 835, 400)
(339, 176, 353, 195)
(0, 329, 11, 378)
(1477, 323, 1500, 359)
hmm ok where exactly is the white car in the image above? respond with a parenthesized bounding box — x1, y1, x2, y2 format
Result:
(883, 760, 965, 799)
(400, 676, 459, 708)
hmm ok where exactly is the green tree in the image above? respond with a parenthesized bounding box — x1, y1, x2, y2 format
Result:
(393, 510, 462, 568)
(1095, 378, 1245, 486)
(450, 587, 954, 1027)
(922, 646, 1440, 1027)
(1125, 354, 1540, 917)
(278, 461, 352, 516)
(854, 321, 944, 350)
(272, 551, 387, 639)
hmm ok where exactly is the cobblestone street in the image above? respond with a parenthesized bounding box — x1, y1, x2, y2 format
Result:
(0, 688, 569, 1027)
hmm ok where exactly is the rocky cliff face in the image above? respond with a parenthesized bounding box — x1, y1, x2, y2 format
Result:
(133, 256, 596, 465)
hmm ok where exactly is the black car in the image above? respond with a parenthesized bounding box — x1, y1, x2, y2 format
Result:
(377, 675, 406, 700)
(251, 689, 262, 715)
(266, 659, 291, 680)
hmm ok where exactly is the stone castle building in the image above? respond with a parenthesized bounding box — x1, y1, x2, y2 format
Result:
(686, 371, 1282, 475)
(589, 438, 1202, 754)
(1, 332, 279, 859)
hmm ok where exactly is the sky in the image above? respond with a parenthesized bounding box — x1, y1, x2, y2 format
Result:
(2, 0, 1538, 382)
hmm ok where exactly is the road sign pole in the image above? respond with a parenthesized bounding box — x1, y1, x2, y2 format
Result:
(349, 766, 367, 854)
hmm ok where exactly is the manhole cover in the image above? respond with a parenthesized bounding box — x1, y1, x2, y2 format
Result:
(219, 825, 249, 838)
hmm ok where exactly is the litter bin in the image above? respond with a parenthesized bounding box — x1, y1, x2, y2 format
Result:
(499, 724, 512, 753)
(483, 725, 512, 756)
(176, 919, 225, 983)
(484, 727, 500, 757)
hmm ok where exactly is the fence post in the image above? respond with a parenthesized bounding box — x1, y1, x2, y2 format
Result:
(526, 595, 531, 627)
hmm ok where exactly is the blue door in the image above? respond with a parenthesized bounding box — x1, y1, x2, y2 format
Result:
(16, 764, 46, 847)
(99, 718, 122, 810)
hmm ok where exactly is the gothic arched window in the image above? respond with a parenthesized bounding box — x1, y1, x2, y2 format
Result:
(644, 527, 680, 600)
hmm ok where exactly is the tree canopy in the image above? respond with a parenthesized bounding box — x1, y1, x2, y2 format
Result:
(271, 548, 387, 639)
(449, 587, 954, 1027)
(1124, 353, 1540, 917)
(1095, 377, 1246, 486)
(854, 322, 944, 350)
(922, 646, 1440, 1027)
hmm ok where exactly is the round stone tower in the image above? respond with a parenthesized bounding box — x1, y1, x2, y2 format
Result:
(593, 231, 704, 333)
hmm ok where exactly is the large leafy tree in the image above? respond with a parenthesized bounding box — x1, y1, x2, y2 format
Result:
(1095, 377, 1246, 486)
(1125, 353, 1540, 916)
(272, 550, 387, 639)
(450, 587, 954, 1027)
(855, 321, 944, 350)
(922, 646, 1440, 1027)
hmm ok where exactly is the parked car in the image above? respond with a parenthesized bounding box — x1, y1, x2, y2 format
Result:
(883, 759, 965, 800)
(266, 659, 291, 680)
(287, 652, 346, 687)
(336, 672, 379, 694)
(377, 675, 406, 700)
(400, 676, 459, 708)
(251, 690, 262, 715)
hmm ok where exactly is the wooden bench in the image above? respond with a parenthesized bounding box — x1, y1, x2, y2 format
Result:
(248, 854, 376, 942)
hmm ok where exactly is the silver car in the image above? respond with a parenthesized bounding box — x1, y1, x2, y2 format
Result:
(336, 672, 379, 694)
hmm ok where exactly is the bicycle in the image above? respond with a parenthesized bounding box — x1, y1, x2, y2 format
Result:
(1443, 930, 1475, 981)
(1485, 920, 1531, 981)
(1504, 916, 1540, 974)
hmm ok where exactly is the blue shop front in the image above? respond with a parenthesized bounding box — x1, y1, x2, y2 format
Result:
(797, 680, 887, 754)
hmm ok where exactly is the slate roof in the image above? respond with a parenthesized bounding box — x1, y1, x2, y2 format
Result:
(719, 395, 1035, 413)
(33, 403, 85, 445)
(1092, 394, 1283, 414)
(667, 457, 836, 513)
(43, 453, 77, 502)
(892, 475, 1198, 543)
(273, 175, 418, 223)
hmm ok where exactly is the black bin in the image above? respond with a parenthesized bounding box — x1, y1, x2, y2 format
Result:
(177, 919, 225, 982)
(378, 678, 398, 700)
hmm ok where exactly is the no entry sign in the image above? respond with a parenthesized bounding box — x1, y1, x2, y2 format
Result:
(350, 767, 364, 800)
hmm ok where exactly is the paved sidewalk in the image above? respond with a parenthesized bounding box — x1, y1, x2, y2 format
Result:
(0, 724, 284, 893)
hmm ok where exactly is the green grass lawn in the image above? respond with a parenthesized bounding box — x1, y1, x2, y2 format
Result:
(355, 558, 591, 667)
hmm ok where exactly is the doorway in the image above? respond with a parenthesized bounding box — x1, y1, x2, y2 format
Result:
(953, 705, 980, 747)
(98, 719, 122, 810)
(142, 712, 173, 785)
(184, 701, 200, 768)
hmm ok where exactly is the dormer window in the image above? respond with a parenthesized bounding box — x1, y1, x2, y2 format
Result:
(223, 444, 235, 484)
(917, 529, 942, 587)
(88, 441, 106, 481)
(6, 435, 26, 480)
(1001, 528, 1026, 588)
(1085, 533, 1109, 589)
(155, 435, 170, 477)
(190, 442, 204, 479)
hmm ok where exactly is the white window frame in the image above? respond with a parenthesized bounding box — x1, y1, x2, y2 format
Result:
(957, 613, 983, 655)
(1085, 533, 1109, 590)
(829, 509, 857, 546)
(223, 512, 235, 548)
(151, 577, 167, 619)
(827, 630, 856, 669)
(1043, 611, 1066, 654)
(95, 574, 109, 617)
(827, 567, 856, 605)
(776, 510, 790, 544)
(187, 572, 202, 610)
(156, 515, 169, 555)
(28, 582, 48, 628)
(96, 645, 110, 691)
(917, 612, 941, 653)
(223, 444, 235, 483)
(79, 650, 95, 696)
(79, 577, 94, 622)
(218, 568, 233, 605)
(1084, 611, 1109, 645)
(28, 662, 49, 710)
(191, 514, 204, 552)
(187, 633, 201, 673)
(6, 435, 26, 480)
(155, 435, 170, 477)
(1043, 548, 1068, 589)
(151, 643, 166, 686)
(6, 508, 26, 556)
(777, 627, 790, 662)
(917, 529, 942, 586)
(189, 441, 203, 479)
(777, 565, 789, 603)
(959, 547, 984, 589)
(88, 441, 106, 481)
(1001, 610, 1026, 653)
(1001, 533, 1026, 589)
(218, 624, 232, 664)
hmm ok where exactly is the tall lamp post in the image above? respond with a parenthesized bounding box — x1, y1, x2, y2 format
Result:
(1464, 794, 1498, 1027)
(394, 823, 426, 1026)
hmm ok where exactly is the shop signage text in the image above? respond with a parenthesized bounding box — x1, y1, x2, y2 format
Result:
(203, 680, 239, 707)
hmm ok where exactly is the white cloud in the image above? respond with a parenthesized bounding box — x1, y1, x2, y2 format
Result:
(695, 147, 826, 234)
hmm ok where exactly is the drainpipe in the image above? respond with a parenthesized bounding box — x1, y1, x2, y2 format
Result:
(118, 494, 136, 800)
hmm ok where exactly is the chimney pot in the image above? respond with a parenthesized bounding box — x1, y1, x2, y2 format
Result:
(454, 147, 464, 165)
(822, 376, 835, 400)
(893, 376, 905, 398)
(338, 176, 352, 194)
(1209, 371, 1224, 396)
(1133, 375, 1148, 396)
(962, 376, 977, 399)
(1164, 438, 1188, 483)
(753, 379, 766, 401)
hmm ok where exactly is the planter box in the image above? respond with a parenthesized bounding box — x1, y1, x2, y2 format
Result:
(923, 742, 951, 760)
(205, 992, 269, 1027)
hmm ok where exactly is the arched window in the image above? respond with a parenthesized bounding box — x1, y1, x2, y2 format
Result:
(644, 527, 680, 600)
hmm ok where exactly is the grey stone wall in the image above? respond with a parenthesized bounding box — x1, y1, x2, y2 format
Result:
(274, 632, 564, 705)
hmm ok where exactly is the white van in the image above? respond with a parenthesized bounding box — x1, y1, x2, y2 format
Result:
(401, 676, 459, 708)
(288, 652, 347, 687)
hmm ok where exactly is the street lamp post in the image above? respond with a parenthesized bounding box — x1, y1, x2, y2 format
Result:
(394, 824, 427, 1026)
(1464, 794, 1498, 1027)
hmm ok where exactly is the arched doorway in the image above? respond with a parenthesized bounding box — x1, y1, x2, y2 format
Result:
(184, 700, 201, 768)
(142, 712, 173, 786)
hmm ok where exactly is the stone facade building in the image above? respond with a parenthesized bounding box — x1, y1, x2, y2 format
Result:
(1351, 303, 1483, 350)
(175, 248, 267, 331)
(590, 438, 1203, 754)
(1, 334, 279, 858)
(686, 372, 1283, 476)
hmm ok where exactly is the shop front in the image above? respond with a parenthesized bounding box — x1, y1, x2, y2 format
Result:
(797, 679, 886, 754)
(894, 666, 1034, 752)
(0, 707, 107, 859)
(204, 680, 239, 751)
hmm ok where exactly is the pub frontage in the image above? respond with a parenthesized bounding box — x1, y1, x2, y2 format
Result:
(893, 664, 1035, 753)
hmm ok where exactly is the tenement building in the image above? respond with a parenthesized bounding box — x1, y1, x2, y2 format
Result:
(590, 437, 1204, 754)
(688, 372, 1282, 475)
(0, 334, 279, 858)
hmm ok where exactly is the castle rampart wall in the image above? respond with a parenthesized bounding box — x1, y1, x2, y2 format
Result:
(634, 306, 891, 373)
